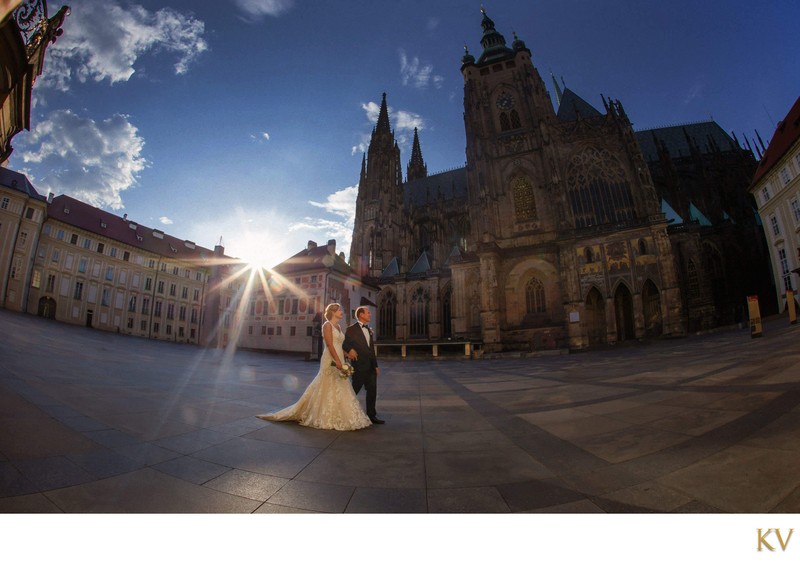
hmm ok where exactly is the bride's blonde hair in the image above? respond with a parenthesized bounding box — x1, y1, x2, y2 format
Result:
(324, 303, 341, 321)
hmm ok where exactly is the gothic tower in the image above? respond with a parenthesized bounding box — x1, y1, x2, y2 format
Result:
(349, 93, 406, 278)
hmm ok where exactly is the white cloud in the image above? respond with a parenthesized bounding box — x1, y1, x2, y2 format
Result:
(262, 132, 270, 141)
(41, 0, 207, 90)
(232, 0, 294, 19)
(159, 216, 174, 225)
(295, 185, 358, 253)
(18, 109, 147, 210)
(399, 49, 444, 90)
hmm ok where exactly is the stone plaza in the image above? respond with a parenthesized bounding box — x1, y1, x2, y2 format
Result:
(1, 307, 799, 513)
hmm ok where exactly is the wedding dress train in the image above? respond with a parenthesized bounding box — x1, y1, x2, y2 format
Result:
(256, 325, 371, 431)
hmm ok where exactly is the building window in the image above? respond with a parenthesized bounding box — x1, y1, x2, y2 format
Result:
(276, 326, 282, 336)
(51, 249, 60, 263)
(780, 168, 792, 186)
(291, 299, 299, 314)
(31, 269, 42, 289)
(267, 327, 274, 336)
(110, 247, 117, 258)
(78, 258, 87, 273)
(191, 308, 197, 323)
(262, 326, 267, 335)
(0, 197, 9, 209)
(166, 324, 172, 335)
(761, 185, 771, 203)
(83, 238, 91, 249)
(17, 231, 27, 248)
(157, 281, 165, 294)
(97, 242, 105, 254)
(181, 286, 188, 300)
(140, 320, 147, 332)
(56, 229, 65, 241)
(153, 322, 160, 334)
(193, 289, 199, 301)
(306, 326, 313, 337)
(74, 281, 83, 300)
(409, 287, 429, 338)
(179, 305, 186, 321)
(145, 277, 152, 291)
(123, 251, 130, 262)
(278, 299, 284, 315)
(178, 327, 185, 338)
(566, 148, 635, 229)
(248, 326, 253, 335)
(106, 267, 114, 281)
(770, 214, 780, 236)
(778, 248, 793, 292)
(101, 288, 110, 306)
(142, 297, 150, 315)
(792, 198, 800, 224)
(512, 176, 536, 221)
(70, 234, 78, 245)
(46, 274, 56, 293)
(169, 283, 176, 296)
(167, 303, 175, 320)
(127, 317, 134, 329)
(25, 207, 34, 219)
(290, 326, 296, 336)
(525, 277, 547, 314)
(172, 266, 179, 275)
(128, 296, 136, 312)
(10, 257, 21, 280)
(155, 301, 162, 317)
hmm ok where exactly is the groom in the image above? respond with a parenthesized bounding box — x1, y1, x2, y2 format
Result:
(343, 306, 384, 424)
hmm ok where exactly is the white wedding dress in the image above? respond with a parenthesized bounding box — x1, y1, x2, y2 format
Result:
(257, 325, 372, 431)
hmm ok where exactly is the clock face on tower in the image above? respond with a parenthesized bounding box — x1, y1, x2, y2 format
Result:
(496, 92, 515, 110)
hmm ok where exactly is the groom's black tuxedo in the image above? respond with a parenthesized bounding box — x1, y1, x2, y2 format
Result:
(343, 321, 378, 418)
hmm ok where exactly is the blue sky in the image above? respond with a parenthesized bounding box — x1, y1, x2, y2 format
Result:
(9, 0, 799, 268)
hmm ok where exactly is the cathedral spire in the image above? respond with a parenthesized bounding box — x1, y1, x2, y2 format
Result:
(406, 127, 428, 182)
(550, 72, 563, 106)
(359, 153, 367, 187)
(376, 92, 391, 135)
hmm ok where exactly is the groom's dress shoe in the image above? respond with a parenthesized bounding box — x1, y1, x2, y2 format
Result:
(369, 416, 385, 424)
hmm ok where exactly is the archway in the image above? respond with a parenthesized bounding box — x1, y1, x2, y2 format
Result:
(614, 284, 635, 341)
(585, 287, 606, 346)
(38, 297, 56, 319)
(642, 280, 663, 338)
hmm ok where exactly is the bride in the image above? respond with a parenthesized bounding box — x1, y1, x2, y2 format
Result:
(257, 303, 372, 431)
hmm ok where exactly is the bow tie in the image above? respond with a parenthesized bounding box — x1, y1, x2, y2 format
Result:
(361, 324, 369, 329)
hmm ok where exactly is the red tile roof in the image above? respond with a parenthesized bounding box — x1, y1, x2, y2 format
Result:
(272, 239, 351, 275)
(47, 194, 222, 264)
(751, 96, 800, 187)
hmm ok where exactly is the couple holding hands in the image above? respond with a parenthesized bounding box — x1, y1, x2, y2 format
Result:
(257, 304, 384, 430)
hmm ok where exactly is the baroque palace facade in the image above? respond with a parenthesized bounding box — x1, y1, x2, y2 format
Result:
(349, 9, 772, 352)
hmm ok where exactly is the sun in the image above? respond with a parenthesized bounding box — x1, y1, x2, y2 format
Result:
(231, 232, 284, 272)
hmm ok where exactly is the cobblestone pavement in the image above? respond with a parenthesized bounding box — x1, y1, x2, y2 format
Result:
(1, 308, 799, 513)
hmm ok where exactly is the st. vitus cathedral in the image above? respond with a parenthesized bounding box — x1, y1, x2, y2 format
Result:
(349, 9, 765, 353)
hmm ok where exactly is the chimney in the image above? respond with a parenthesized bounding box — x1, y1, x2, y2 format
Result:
(327, 239, 336, 255)
(307, 240, 317, 250)
(123, 213, 127, 220)
(47, 193, 53, 204)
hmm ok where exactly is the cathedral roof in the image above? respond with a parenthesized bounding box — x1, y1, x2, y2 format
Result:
(409, 251, 433, 274)
(635, 121, 739, 162)
(380, 257, 399, 278)
(556, 88, 602, 122)
(403, 167, 468, 207)
(751, 96, 800, 187)
(661, 198, 683, 224)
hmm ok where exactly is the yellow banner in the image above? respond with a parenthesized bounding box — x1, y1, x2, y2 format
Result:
(747, 295, 762, 338)
(788, 289, 797, 325)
